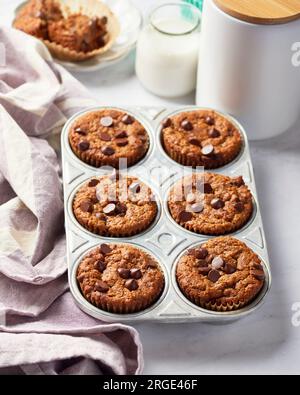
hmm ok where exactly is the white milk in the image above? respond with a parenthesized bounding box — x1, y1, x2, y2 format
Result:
(136, 11, 200, 98)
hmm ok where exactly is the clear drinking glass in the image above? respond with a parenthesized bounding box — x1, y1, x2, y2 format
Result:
(135, 2, 201, 98)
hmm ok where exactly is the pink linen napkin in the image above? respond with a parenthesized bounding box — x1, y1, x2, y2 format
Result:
(0, 27, 143, 375)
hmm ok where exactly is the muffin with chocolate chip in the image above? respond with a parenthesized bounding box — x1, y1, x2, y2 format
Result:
(168, 173, 253, 235)
(73, 174, 157, 237)
(69, 109, 150, 168)
(48, 13, 108, 53)
(176, 237, 266, 312)
(13, 0, 63, 39)
(161, 109, 242, 169)
(13, 0, 120, 61)
(77, 243, 165, 314)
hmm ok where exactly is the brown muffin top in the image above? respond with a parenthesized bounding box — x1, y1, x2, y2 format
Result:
(69, 109, 150, 168)
(176, 237, 265, 309)
(162, 109, 242, 169)
(48, 14, 108, 53)
(73, 174, 157, 237)
(168, 173, 253, 235)
(77, 243, 165, 313)
(14, 0, 63, 39)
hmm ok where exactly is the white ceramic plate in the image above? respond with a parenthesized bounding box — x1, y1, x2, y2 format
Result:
(14, 0, 143, 72)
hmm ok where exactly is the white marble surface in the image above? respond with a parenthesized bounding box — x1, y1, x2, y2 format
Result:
(3, 0, 300, 375)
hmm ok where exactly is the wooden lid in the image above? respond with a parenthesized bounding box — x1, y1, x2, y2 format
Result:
(214, 0, 300, 25)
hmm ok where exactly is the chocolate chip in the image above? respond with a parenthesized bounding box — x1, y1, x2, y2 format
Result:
(115, 130, 128, 139)
(80, 200, 93, 213)
(118, 268, 131, 279)
(88, 179, 99, 187)
(253, 263, 264, 271)
(181, 120, 193, 131)
(205, 116, 214, 125)
(209, 128, 221, 138)
(100, 116, 114, 127)
(162, 118, 171, 128)
(179, 211, 193, 223)
(94, 260, 107, 273)
(116, 138, 128, 147)
(77, 274, 85, 282)
(101, 146, 115, 156)
(75, 129, 87, 136)
(101, 16, 108, 24)
(103, 203, 116, 215)
(115, 202, 127, 216)
(223, 263, 236, 274)
(232, 176, 245, 187)
(147, 260, 158, 269)
(99, 132, 112, 141)
(35, 10, 46, 19)
(208, 270, 221, 283)
(190, 248, 208, 260)
(122, 114, 134, 125)
(253, 271, 265, 281)
(94, 280, 109, 293)
(78, 141, 90, 151)
(189, 138, 201, 146)
(234, 202, 244, 213)
(211, 256, 224, 270)
(196, 260, 209, 268)
(125, 279, 139, 291)
(100, 243, 112, 255)
(97, 37, 105, 47)
(201, 144, 214, 156)
(211, 198, 225, 209)
(198, 267, 211, 275)
(190, 203, 204, 213)
(95, 212, 107, 221)
(129, 182, 141, 194)
(130, 269, 142, 279)
(80, 40, 90, 52)
(197, 181, 213, 194)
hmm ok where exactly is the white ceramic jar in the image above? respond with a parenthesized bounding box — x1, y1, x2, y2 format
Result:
(136, 2, 201, 98)
(196, 0, 300, 140)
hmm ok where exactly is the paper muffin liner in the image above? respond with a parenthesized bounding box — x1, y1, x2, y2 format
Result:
(16, 0, 120, 61)
(92, 292, 163, 314)
(83, 207, 158, 238)
(182, 209, 253, 235)
(72, 143, 149, 169)
(163, 139, 240, 169)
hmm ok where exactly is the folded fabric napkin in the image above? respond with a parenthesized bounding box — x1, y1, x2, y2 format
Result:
(0, 27, 143, 375)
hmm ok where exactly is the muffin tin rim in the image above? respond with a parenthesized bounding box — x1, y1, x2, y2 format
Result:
(69, 241, 170, 319)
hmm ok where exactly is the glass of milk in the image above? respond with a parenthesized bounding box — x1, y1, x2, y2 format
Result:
(136, 2, 201, 98)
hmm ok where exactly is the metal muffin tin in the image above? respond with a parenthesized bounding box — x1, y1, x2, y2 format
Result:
(61, 106, 271, 323)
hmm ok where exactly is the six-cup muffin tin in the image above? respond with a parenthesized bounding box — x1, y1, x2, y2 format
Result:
(61, 106, 271, 323)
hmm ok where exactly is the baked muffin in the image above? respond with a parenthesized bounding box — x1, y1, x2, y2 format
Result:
(162, 109, 242, 169)
(13, 0, 120, 61)
(168, 173, 253, 235)
(48, 13, 108, 53)
(176, 237, 266, 312)
(13, 0, 63, 39)
(69, 109, 150, 168)
(73, 174, 158, 237)
(77, 243, 165, 314)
